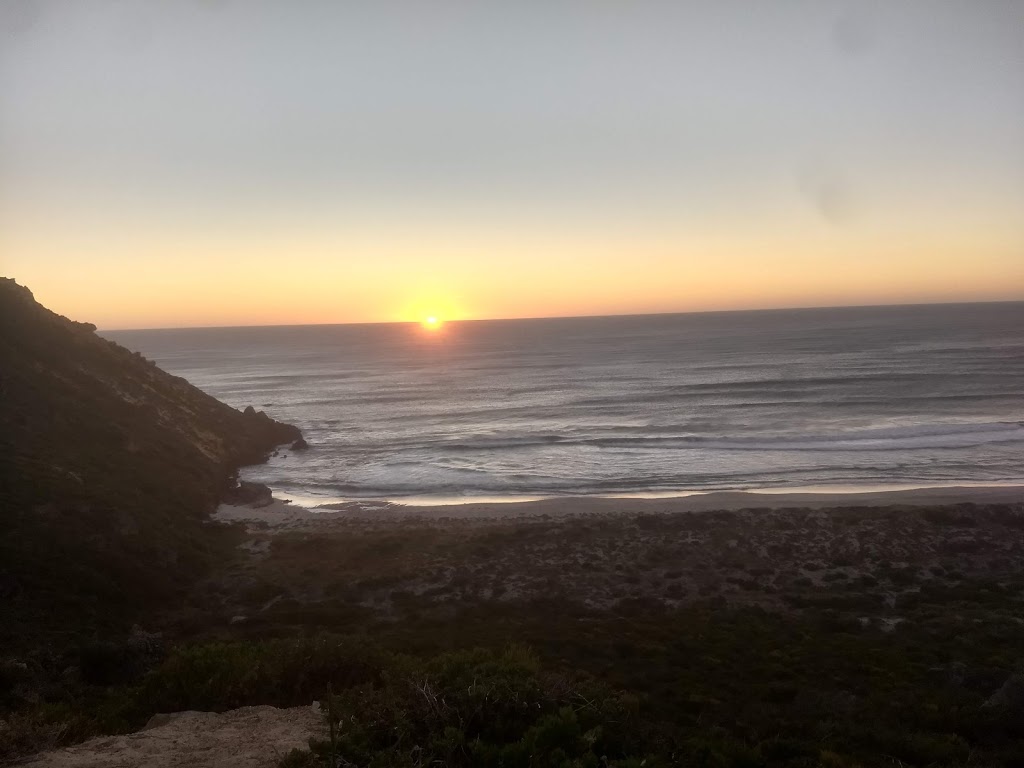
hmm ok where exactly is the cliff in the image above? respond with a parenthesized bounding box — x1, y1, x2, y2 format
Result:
(0, 278, 300, 648)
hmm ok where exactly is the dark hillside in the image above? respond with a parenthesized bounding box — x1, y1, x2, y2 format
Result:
(0, 278, 300, 649)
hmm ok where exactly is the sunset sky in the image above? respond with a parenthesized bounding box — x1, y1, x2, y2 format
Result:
(1, 1, 1022, 329)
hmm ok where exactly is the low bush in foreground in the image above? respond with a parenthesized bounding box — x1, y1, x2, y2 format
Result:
(281, 646, 651, 768)
(4, 601, 1024, 766)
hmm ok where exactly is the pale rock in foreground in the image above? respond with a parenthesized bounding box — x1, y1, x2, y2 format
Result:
(23, 705, 324, 768)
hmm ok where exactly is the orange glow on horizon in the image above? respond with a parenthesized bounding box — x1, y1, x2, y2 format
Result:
(3, 213, 1023, 330)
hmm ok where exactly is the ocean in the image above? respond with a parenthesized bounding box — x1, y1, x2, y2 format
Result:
(105, 302, 1024, 505)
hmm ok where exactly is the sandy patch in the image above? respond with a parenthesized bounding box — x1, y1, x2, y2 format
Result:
(21, 705, 324, 768)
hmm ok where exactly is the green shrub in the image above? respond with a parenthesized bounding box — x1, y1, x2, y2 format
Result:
(0, 703, 98, 763)
(133, 635, 388, 714)
(285, 646, 650, 767)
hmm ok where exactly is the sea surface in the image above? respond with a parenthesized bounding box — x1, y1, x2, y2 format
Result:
(106, 303, 1024, 504)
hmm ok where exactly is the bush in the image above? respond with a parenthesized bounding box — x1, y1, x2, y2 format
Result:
(285, 646, 652, 767)
(133, 635, 389, 714)
(0, 704, 97, 763)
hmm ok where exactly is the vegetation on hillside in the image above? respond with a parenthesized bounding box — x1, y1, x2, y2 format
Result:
(4, 589, 1024, 766)
(0, 277, 300, 649)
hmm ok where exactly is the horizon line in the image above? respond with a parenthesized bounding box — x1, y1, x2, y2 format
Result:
(98, 297, 1024, 333)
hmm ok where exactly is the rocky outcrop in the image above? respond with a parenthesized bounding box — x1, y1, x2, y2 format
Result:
(224, 481, 274, 508)
(0, 278, 303, 649)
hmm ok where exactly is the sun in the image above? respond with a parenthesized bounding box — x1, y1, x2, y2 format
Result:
(421, 315, 442, 331)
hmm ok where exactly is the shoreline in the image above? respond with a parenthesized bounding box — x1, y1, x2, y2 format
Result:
(264, 478, 1024, 510)
(214, 483, 1024, 527)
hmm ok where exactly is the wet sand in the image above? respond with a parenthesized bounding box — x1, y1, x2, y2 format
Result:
(214, 484, 1024, 529)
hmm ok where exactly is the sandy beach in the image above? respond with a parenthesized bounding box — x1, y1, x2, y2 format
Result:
(214, 484, 1024, 529)
(205, 482, 1024, 626)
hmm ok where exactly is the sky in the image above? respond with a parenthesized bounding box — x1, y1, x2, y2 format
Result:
(1, 0, 1022, 329)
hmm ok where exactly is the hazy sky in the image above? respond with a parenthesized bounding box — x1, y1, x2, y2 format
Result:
(2, 0, 1022, 328)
